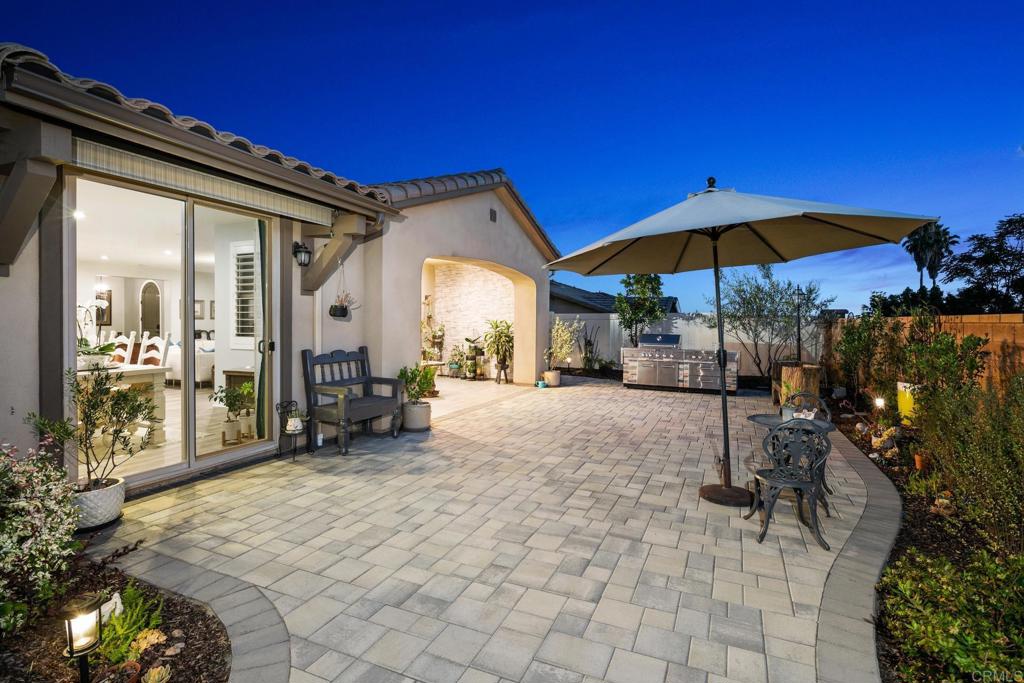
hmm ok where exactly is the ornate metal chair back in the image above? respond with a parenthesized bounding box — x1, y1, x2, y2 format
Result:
(762, 418, 831, 478)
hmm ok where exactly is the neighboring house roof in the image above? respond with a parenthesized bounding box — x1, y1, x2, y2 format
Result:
(0, 43, 390, 205)
(550, 280, 680, 314)
(372, 169, 560, 260)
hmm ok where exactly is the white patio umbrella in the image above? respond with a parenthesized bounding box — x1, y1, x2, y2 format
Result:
(547, 178, 935, 506)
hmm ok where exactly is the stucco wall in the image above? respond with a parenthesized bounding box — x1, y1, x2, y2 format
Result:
(429, 262, 515, 358)
(0, 228, 40, 453)
(362, 190, 550, 384)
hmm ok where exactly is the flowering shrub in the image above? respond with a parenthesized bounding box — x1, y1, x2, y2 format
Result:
(880, 549, 1024, 681)
(0, 441, 78, 634)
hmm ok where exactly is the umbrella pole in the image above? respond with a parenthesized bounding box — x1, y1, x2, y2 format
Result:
(699, 237, 753, 507)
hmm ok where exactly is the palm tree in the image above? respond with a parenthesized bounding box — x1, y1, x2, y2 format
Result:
(924, 222, 959, 287)
(902, 225, 931, 288)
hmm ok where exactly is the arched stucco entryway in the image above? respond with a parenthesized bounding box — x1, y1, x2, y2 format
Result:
(421, 256, 538, 385)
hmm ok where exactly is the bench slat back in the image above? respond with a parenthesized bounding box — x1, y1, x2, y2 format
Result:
(302, 346, 374, 407)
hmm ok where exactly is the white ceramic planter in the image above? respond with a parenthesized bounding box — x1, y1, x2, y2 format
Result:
(74, 478, 125, 530)
(239, 413, 255, 439)
(223, 420, 241, 443)
(403, 402, 431, 432)
(543, 370, 561, 387)
(77, 354, 109, 369)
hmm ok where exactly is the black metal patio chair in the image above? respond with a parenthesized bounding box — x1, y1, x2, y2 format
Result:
(743, 418, 833, 550)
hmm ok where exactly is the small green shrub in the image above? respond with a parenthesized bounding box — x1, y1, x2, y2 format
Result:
(397, 364, 436, 403)
(99, 581, 163, 664)
(0, 441, 78, 635)
(880, 549, 1024, 681)
(917, 375, 1024, 555)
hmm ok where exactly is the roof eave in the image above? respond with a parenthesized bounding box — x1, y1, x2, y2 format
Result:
(2, 68, 398, 217)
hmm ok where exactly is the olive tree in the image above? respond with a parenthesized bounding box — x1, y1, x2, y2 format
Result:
(702, 265, 834, 377)
(614, 274, 666, 347)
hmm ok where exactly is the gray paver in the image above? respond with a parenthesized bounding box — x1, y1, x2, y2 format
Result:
(92, 380, 893, 683)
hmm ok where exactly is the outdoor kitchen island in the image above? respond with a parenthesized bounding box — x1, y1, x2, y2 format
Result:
(621, 333, 738, 393)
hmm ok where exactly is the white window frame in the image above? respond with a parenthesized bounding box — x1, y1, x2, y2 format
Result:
(230, 240, 257, 350)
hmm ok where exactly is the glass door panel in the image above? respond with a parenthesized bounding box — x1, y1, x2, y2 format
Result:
(74, 178, 186, 478)
(193, 205, 269, 457)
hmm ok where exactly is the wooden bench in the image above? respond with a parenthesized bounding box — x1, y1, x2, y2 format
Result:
(301, 346, 403, 454)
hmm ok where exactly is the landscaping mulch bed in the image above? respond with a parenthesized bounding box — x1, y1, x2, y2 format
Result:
(0, 549, 230, 683)
(832, 411, 990, 683)
(558, 366, 623, 381)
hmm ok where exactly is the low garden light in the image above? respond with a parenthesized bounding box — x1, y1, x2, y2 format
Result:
(292, 241, 312, 267)
(874, 396, 886, 409)
(62, 592, 104, 682)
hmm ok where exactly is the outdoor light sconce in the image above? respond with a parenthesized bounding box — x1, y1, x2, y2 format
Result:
(63, 593, 104, 682)
(292, 241, 312, 267)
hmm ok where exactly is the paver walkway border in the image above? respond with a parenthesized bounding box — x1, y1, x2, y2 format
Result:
(90, 539, 290, 683)
(815, 430, 902, 683)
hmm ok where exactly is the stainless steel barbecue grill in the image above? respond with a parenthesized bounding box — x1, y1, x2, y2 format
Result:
(621, 333, 737, 392)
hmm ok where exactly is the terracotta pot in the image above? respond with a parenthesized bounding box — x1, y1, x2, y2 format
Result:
(914, 453, 927, 471)
(543, 370, 561, 387)
(403, 401, 431, 432)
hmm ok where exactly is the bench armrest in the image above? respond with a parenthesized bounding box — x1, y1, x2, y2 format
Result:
(369, 377, 403, 398)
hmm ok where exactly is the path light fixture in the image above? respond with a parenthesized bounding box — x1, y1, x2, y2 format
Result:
(874, 396, 886, 410)
(292, 241, 312, 267)
(62, 592, 104, 682)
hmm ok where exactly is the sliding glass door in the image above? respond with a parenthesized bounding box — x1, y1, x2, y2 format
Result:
(193, 204, 271, 458)
(72, 176, 274, 482)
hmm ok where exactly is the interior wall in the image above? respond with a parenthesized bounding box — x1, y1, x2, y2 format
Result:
(0, 227, 40, 453)
(76, 262, 126, 335)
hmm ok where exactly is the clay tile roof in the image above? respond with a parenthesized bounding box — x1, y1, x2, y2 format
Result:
(550, 280, 680, 314)
(0, 43, 389, 205)
(372, 169, 508, 206)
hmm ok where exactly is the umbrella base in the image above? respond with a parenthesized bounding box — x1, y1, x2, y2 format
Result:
(699, 484, 753, 507)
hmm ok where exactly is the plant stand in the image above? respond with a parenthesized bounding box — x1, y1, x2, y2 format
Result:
(779, 364, 822, 405)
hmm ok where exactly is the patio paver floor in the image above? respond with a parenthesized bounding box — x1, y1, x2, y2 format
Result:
(91, 377, 879, 683)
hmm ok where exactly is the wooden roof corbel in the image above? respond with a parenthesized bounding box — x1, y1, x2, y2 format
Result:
(0, 110, 72, 275)
(300, 212, 367, 293)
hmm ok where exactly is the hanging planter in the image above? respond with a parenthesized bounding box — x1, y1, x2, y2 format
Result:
(330, 265, 359, 321)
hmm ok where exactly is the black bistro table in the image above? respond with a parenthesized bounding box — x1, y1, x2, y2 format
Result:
(746, 413, 835, 433)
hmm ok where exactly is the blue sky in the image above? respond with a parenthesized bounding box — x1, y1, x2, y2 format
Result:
(7, 2, 1023, 311)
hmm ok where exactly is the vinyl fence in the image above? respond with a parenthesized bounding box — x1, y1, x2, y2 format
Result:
(551, 312, 824, 376)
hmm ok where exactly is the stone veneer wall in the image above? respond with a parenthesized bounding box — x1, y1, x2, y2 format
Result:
(430, 262, 514, 361)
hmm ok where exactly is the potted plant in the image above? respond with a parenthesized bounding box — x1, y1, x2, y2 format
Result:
(483, 320, 514, 384)
(397, 364, 436, 431)
(447, 344, 466, 378)
(284, 408, 308, 435)
(209, 384, 248, 444)
(544, 316, 582, 387)
(330, 291, 359, 318)
(31, 368, 157, 530)
(463, 357, 477, 381)
(236, 381, 256, 439)
(77, 337, 118, 370)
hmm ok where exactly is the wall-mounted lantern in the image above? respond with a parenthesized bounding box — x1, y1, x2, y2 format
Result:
(292, 241, 312, 267)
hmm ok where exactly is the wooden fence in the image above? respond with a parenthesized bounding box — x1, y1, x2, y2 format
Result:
(827, 313, 1024, 388)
